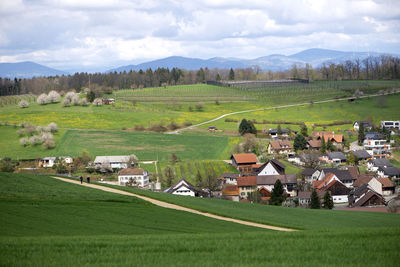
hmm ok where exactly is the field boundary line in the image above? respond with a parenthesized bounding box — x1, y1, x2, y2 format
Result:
(169, 91, 399, 134)
(52, 176, 297, 232)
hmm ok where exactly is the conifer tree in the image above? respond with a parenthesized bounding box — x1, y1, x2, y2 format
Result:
(320, 137, 326, 153)
(358, 123, 365, 145)
(310, 190, 320, 209)
(322, 191, 334, 209)
(270, 179, 285, 206)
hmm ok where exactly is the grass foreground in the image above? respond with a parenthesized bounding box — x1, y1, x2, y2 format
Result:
(1, 173, 400, 266)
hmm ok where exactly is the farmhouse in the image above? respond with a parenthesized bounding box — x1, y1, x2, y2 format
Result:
(165, 178, 198, 197)
(377, 177, 395, 195)
(353, 174, 383, 195)
(317, 168, 356, 188)
(94, 155, 132, 169)
(313, 173, 350, 203)
(306, 139, 321, 150)
(297, 191, 312, 205)
(267, 140, 294, 155)
(258, 186, 271, 202)
(377, 166, 400, 178)
(352, 150, 371, 161)
(302, 168, 320, 184)
(230, 153, 258, 173)
(348, 184, 386, 207)
(312, 131, 343, 149)
(256, 174, 297, 197)
(367, 158, 392, 172)
(118, 168, 149, 187)
(353, 121, 373, 131)
(363, 132, 391, 156)
(218, 172, 240, 185)
(237, 176, 257, 199)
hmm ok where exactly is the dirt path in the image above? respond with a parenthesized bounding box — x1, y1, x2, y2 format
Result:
(52, 176, 297, 232)
(168, 91, 399, 134)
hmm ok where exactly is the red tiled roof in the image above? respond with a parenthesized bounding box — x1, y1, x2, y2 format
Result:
(237, 176, 257, 186)
(252, 163, 263, 169)
(307, 139, 321, 148)
(377, 177, 394, 188)
(353, 174, 376, 187)
(222, 184, 239, 196)
(313, 173, 335, 190)
(232, 153, 258, 164)
(312, 131, 343, 143)
(269, 140, 293, 150)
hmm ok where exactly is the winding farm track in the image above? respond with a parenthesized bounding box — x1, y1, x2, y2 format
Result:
(169, 91, 399, 134)
(52, 176, 297, 232)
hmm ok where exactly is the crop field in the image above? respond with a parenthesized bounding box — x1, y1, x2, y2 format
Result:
(0, 126, 239, 160)
(1, 173, 399, 266)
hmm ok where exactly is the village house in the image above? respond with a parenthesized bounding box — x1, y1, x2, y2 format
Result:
(258, 186, 272, 203)
(381, 120, 400, 130)
(352, 150, 371, 161)
(313, 173, 350, 203)
(367, 158, 393, 172)
(302, 168, 321, 184)
(312, 131, 344, 150)
(377, 166, 400, 179)
(237, 176, 257, 199)
(230, 153, 258, 173)
(348, 184, 386, 207)
(353, 121, 373, 131)
(353, 174, 383, 195)
(164, 178, 199, 197)
(297, 191, 312, 206)
(267, 140, 294, 155)
(255, 159, 286, 176)
(363, 132, 391, 157)
(118, 168, 149, 187)
(306, 139, 321, 150)
(316, 168, 357, 188)
(319, 152, 346, 164)
(94, 155, 132, 169)
(377, 177, 396, 195)
(221, 184, 240, 202)
(256, 174, 297, 197)
(39, 156, 73, 168)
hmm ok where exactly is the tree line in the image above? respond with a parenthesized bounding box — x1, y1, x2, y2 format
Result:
(1, 54, 400, 97)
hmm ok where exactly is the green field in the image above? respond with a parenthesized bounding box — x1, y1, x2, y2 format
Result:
(1, 173, 399, 266)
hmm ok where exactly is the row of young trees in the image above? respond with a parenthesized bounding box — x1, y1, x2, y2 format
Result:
(2, 55, 399, 97)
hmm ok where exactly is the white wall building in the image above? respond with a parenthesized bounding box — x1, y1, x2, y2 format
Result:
(118, 168, 149, 187)
(94, 155, 131, 169)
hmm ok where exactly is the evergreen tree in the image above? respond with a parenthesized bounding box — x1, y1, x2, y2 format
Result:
(322, 191, 334, 209)
(326, 138, 335, 151)
(238, 119, 256, 135)
(86, 91, 95, 102)
(320, 137, 326, 153)
(228, 68, 235, 80)
(294, 134, 307, 151)
(358, 123, 365, 145)
(310, 190, 321, 209)
(277, 124, 282, 135)
(270, 179, 285, 206)
(300, 124, 308, 137)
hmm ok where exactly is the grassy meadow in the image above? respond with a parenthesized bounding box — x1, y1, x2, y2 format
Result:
(1, 172, 399, 266)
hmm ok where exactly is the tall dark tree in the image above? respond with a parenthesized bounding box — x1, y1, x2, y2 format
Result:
(358, 123, 365, 146)
(310, 190, 321, 209)
(270, 179, 285, 206)
(326, 138, 335, 151)
(301, 124, 308, 137)
(322, 191, 334, 209)
(228, 68, 235, 80)
(320, 137, 326, 153)
(277, 124, 282, 135)
(238, 119, 256, 135)
(294, 134, 307, 151)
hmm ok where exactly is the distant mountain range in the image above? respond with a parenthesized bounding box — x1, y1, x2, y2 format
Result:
(0, 61, 68, 79)
(0, 49, 398, 78)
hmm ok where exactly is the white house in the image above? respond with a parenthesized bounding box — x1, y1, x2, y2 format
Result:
(377, 166, 400, 178)
(319, 152, 346, 164)
(256, 174, 297, 197)
(39, 156, 73, 168)
(118, 168, 149, 187)
(218, 173, 240, 185)
(302, 168, 321, 184)
(165, 178, 198, 197)
(94, 155, 132, 169)
(367, 158, 393, 172)
(381, 120, 400, 130)
(353, 121, 373, 131)
(363, 132, 391, 156)
(256, 159, 286, 176)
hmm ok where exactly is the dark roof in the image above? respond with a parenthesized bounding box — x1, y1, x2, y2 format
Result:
(321, 168, 355, 182)
(365, 132, 384, 140)
(219, 173, 240, 179)
(267, 129, 296, 134)
(257, 174, 297, 185)
(353, 174, 376, 187)
(165, 178, 197, 194)
(270, 159, 286, 170)
(326, 152, 346, 161)
(352, 150, 371, 160)
(302, 168, 317, 176)
(368, 158, 392, 167)
(378, 166, 400, 176)
(347, 166, 359, 180)
(355, 121, 372, 127)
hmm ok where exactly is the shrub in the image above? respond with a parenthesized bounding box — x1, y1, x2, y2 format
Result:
(167, 121, 180, 131)
(64, 91, 76, 101)
(93, 98, 103, 106)
(47, 90, 61, 103)
(37, 93, 48, 105)
(147, 124, 167, 132)
(17, 128, 25, 136)
(134, 125, 145, 131)
(183, 121, 192, 127)
(18, 100, 29, 108)
(195, 103, 203, 111)
(20, 137, 29, 146)
(29, 136, 42, 145)
(48, 122, 58, 133)
(62, 98, 71, 107)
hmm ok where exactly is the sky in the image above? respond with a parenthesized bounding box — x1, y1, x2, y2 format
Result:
(0, 0, 399, 72)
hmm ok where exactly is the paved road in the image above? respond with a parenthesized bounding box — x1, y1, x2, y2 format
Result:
(168, 91, 399, 134)
(52, 176, 297, 232)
